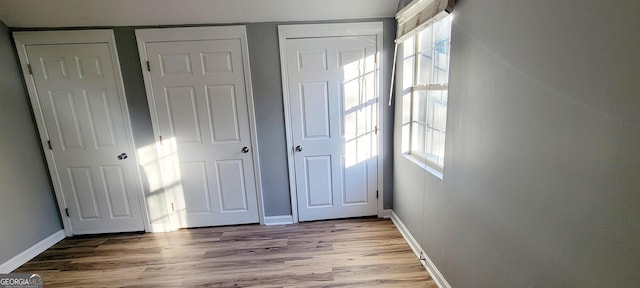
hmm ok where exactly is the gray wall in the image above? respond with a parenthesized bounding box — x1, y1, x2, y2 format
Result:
(110, 20, 395, 217)
(0, 20, 62, 265)
(393, 0, 640, 287)
(245, 23, 292, 215)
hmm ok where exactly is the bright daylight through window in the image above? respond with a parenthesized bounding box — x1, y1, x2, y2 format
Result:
(402, 14, 451, 172)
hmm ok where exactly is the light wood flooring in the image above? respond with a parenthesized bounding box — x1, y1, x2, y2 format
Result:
(15, 218, 435, 287)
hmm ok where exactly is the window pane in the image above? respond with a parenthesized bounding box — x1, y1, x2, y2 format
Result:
(411, 122, 426, 156)
(411, 90, 427, 156)
(433, 16, 451, 84)
(425, 89, 447, 168)
(434, 15, 451, 45)
(427, 90, 447, 132)
(425, 130, 436, 165)
(403, 14, 452, 171)
(401, 89, 412, 153)
(402, 37, 415, 89)
(416, 26, 433, 85)
(401, 37, 415, 154)
(416, 90, 428, 124)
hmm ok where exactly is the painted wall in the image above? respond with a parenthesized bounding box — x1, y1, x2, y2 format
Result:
(0, 20, 62, 265)
(245, 23, 293, 215)
(393, 0, 640, 287)
(109, 19, 395, 218)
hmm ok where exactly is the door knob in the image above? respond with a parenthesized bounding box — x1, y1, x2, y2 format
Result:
(295, 145, 303, 152)
(241, 147, 250, 153)
(117, 153, 128, 160)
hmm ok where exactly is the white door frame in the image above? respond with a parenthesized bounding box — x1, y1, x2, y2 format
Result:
(13, 30, 151, 236)
(278, 22, 385, 223)
(135, 26, 265, 226)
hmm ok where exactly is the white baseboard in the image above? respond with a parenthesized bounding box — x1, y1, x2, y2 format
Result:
(0, 230, 65, 273)
(391, 211, 451, 288)
(382, 209, 392, 219)
(264, 215, 293, 226)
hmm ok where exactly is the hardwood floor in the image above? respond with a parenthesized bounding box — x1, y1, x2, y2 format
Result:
(15, 218, 435, 287)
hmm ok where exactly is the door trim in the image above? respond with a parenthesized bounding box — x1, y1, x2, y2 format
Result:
(278, 22, 385, 223)
(13, 30, 150, 236)
(135, 26, 265, 227)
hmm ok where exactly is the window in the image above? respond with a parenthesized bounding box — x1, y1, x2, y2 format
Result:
(402, 14, 452, 172)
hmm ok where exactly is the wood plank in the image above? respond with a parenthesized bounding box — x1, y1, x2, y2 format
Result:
(14, 218, 433, 287)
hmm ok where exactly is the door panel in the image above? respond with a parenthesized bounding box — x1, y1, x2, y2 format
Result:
(26, 43, 144, 234)
(216, 160, 249, 212)
(68, 167, 100, 219)
(343, 158, 367, 204)
(76, 56, 104, 79)
(304, 156, 334, 207)
(100, 166, 132, 217)
(48, 90, 84, 150)
(300, 82, 331, 139)
(298, 50, 328, 71)
(84, 90, 117, 148)
(41, 57, 69, 80)
(179, 162, 211, 214)
(285, 36, 379, 221)
(164, 86, 202, 143)
(144, 38, 259, 227)
(202, 52, 233, 73)
(207, 85, 241, 143)
(159, 53, 192, 75)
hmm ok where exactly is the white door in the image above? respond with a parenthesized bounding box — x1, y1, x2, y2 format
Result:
(284, 36, 379, 221)
(139, 32, 259, 227)
(23, 42, 144, 234)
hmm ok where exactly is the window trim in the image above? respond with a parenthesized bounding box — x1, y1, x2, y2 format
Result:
(403, 153, 444, 180)
(402, 14, 451, 176)
(396, 0, 456, 42)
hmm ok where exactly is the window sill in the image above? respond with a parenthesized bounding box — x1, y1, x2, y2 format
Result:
(402, 153, 444, 180)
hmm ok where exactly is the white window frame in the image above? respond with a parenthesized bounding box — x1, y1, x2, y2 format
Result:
(400, 12, 452, 178)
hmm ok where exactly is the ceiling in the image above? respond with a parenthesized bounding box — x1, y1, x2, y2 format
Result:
(0, 0, 400, 28)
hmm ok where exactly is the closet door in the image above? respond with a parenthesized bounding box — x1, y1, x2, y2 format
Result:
(15, 30, 145, 235)
(278, 23, 384, 222)
(283, 36, 379, 221)
(137, 27, 260, 227)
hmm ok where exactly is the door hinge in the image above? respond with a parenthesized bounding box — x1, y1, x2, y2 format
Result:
(171, 202, 175, 212)
(47, 140, 52, 150)
(159, 135, 163, 145)
(374, 126, 378, 135)
(146, 61, 151, 72)
(27, 64, 33, 74)
(376, 190, 379, 199)
(65, 208, 70, 217)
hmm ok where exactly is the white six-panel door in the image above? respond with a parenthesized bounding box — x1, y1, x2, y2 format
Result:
(137, 27, 260, 227)
(283, 34, 380, 221)
(15, 31, 145, 235)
